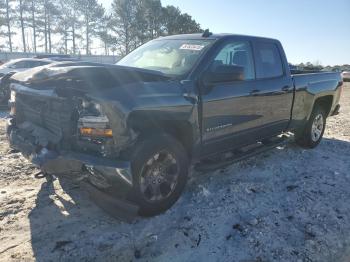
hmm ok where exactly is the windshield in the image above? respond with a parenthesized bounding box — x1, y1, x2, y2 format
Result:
(117, 39, 214, 76)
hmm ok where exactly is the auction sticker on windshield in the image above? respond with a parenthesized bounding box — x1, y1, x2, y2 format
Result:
(179, 44, 205, 51)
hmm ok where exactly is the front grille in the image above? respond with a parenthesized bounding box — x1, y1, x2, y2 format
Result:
(16, 94, 76, 148)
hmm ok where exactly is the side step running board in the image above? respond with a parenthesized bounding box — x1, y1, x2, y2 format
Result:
(195, 135, 292, 172)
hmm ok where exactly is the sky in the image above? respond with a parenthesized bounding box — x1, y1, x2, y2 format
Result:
(99, 0, 350, 66)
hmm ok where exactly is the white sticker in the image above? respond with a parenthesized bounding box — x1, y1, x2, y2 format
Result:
(179, 44, 205, 51)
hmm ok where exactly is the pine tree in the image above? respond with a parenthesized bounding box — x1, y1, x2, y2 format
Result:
(34, 0, 60, 53)
(56, 0, 82, 54)
(161, 5, 201, 35)
(17, 0, 31, 52)
(77, 0, 105, 55)
(61, 0, 82, 54)
(110, 0, 202, 56)
(27, 0, 38, 53)
(46, 0, 60, 53)
(0, 1, 6, 43)
(1, 0, 202, 54)
(0, 0, 16, 52)
(98, 15, 115, 55)
(110, 0, 138, 56)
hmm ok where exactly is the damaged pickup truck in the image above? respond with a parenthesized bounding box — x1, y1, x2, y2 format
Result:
(7, 33, 343, 216)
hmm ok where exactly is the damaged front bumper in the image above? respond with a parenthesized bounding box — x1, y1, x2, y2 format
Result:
(7, 118, 134, 198)
(7, 119, 139, 220)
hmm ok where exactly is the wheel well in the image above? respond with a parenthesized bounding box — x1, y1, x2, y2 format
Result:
(131, 119, 194, 157)
(313, 95, 333, 116)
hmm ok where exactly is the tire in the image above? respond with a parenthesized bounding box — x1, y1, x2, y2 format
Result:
(127, 134, 189, 216)
(295, 106, 326, 148)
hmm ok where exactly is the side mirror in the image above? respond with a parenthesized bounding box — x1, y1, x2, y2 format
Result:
(203, 65, 244, 84)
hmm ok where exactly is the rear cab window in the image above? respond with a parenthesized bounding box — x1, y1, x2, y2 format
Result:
(254, 42, 284, 79)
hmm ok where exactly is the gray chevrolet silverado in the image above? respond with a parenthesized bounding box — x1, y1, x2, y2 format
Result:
(7, 32, 343, 216)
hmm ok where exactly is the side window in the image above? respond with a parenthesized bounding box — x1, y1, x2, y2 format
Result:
(25, 61, 37, 68)
(213, 41, 255, 80)
(254, 42, 283, 79)
(20, 61, 35, 68)
(39, 61, 50, 66)
(29, 61, 46, 67)
(11, 61, 26, 69)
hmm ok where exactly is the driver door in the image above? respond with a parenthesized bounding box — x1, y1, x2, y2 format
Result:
(200, 39, 263, 155)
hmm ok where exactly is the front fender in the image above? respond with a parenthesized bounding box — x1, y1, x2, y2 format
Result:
(100, 101, 137, 152)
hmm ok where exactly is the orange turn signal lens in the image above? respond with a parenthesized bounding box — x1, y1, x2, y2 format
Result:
(80, 127, 113, 137)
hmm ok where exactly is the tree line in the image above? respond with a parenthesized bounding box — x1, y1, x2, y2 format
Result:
(0, 0, 202, 56)
(291, 62, 350, 72)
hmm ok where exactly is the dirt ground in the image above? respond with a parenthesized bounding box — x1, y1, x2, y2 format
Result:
(0, 83, 350, 262)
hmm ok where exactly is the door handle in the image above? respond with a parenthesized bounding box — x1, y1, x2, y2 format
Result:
(281, 86, 291, 92)
(183, 92, 198, 103)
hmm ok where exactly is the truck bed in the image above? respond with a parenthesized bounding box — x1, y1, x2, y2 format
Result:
(290, 71, 342, 129)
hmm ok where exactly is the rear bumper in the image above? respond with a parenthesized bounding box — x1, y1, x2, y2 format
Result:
(7, 118, 133, 197)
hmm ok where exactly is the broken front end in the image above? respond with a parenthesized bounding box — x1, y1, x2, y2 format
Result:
(7, 82, 135, 200)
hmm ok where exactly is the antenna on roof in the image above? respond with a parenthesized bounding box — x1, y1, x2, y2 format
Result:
(202, 29, 212, 38)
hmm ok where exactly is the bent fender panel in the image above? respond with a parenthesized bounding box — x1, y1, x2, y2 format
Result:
(101, 101, 137, 153)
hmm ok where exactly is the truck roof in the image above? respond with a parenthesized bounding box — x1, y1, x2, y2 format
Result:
(159, 33, 279, 43)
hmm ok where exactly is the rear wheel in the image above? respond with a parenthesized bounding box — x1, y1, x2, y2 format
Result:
(128, 134, 189, 216)
(295, 106, 326, 148)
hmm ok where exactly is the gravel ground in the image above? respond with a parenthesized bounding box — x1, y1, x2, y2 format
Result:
(0, 83, 349, 262)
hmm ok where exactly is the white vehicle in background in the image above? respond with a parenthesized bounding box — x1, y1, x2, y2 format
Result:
(341, 71, 350, 82)
(0, 58, 52, 77)
(0, 58, 53, 105)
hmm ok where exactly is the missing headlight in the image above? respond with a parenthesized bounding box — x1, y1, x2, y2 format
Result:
(80, 99, 103, 116)
(78, 115, 113, 138)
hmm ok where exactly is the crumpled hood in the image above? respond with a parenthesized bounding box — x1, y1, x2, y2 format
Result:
(10, 64, 171, 94)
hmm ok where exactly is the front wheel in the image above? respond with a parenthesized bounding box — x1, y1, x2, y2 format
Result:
(128, 134, 189, 216)
(295, 106, 326, 148)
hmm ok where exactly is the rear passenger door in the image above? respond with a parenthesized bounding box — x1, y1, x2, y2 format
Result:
(251, 41, 294, 135)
